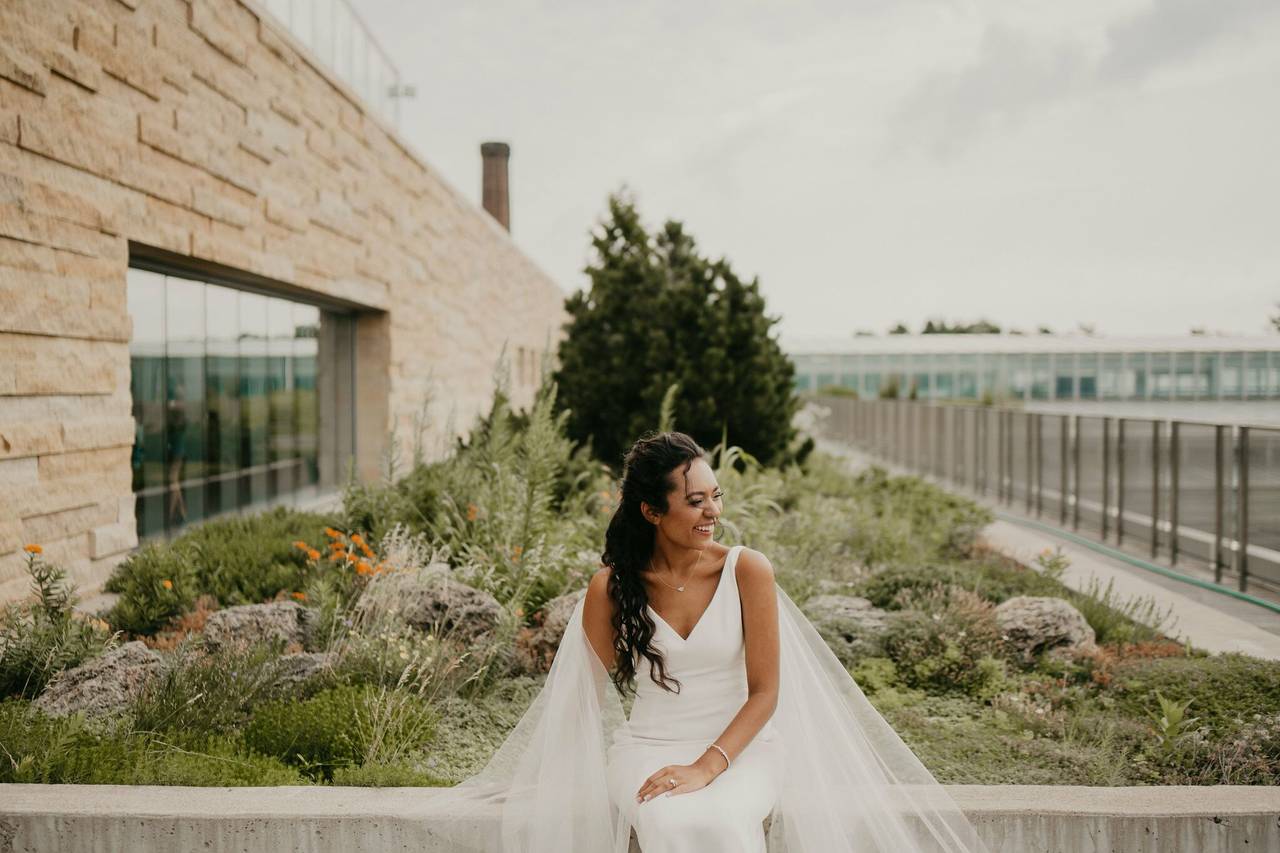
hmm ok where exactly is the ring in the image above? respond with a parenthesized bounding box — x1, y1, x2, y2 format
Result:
(668, 778, 676, 785)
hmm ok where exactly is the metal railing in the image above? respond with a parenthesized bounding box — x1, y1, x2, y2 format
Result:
(809, 395, 1280, 594)
(258, 0, 407, 126)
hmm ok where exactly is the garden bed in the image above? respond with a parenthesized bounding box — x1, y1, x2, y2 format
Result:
(2, 386, 1276, 787)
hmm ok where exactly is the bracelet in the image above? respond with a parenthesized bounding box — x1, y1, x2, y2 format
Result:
(706, 743, 731, 773)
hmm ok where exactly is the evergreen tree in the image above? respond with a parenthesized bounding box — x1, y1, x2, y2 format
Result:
(554, 190, 804, 471)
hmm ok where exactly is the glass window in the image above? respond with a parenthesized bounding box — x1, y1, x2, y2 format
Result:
(1127, 351, 1149, 399)
(127, 267, 355, 541)
(1221, 352, 1242, 397)
(1174, 351, 1197, 399)
(1078, 353, 1098, 400)
(1026, 354, 1048, 400)
(1151, 351, 1172, 400)
(1052, 352, 1075, 400)
(1245, 352, 1269, 399)
(1099, 353, 1123, 399)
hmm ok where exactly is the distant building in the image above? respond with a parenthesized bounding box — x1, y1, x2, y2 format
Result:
(785, 334, 1280, 403)
(0, 0, 565, 603)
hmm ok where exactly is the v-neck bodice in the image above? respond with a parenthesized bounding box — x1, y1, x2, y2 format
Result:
(645, 545, 735, 643)
(623, 544, 777, 746)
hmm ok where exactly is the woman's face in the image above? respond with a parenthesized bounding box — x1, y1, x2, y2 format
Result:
(645, 457, 723, 549)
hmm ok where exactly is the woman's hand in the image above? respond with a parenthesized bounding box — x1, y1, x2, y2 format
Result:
(635, 761, 716, 803)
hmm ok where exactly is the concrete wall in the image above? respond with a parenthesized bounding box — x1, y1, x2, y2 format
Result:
(0, 0, 569, 603)
(0, 784, 1276, 852)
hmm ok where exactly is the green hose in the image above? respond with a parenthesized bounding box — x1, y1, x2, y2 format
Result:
(992, 509, 1280, 616)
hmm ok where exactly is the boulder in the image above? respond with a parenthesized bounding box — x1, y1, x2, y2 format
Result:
(269, 651, 336, 692)
(515, 588, 587, 674)
(355, 566, 503, 644)
(995, 596, 1097, 662)
(803, 594, 890, 665)
(201, 600, 314, 653)
(32, 641, 163, 720)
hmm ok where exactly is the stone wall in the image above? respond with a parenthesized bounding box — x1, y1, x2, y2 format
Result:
(0, 0, 570, 603)
(1, 783, 1277, 852)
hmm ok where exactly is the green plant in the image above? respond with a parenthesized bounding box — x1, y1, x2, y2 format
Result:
(126, 635, 308, 739)
(0, 547, 117, 700)
(243, 683, 435, 782)
(879, 588, 1008, 695)
(103, 508, 334, 635)
(1068, 576, 1174, 645)
(1147, 690, 1197, 759)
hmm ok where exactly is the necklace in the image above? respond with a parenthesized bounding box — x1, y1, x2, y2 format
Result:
(649, 546, 704, 593)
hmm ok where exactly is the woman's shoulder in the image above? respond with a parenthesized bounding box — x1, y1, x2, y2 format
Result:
(733, 546, 776, 587)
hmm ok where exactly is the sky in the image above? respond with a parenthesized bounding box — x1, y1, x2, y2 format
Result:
(360, 0, 1280, 343)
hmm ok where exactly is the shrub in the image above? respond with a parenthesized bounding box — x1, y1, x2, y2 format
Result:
(126, 636, 313, 739)
(1109, 653, 1280, 736)
(100, 542, 199, 636)
(103, 508, 335, 636)
(0, 549, 116, 700)
(1066, 576, 1174, 646)
(879, 588, 1008, 695)
(243, 683, 436, 782)
(0, 699, 305, 786)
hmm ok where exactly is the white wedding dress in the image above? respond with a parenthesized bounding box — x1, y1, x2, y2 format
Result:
(605, 544, 781, 852)
(418, 545, 992, 853)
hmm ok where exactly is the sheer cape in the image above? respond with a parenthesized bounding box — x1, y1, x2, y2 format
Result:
(418, 581, 990, 853)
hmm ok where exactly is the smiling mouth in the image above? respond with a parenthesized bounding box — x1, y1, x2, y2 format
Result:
(694, 523, 714, 534)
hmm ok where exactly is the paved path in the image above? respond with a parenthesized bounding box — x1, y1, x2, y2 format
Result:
(815, 438, 1280, 661)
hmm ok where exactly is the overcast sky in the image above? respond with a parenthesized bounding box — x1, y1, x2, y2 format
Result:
(362, 0, 1280, 342)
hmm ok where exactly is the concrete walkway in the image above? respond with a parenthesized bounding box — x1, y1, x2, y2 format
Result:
(815, 438, 1280, 661)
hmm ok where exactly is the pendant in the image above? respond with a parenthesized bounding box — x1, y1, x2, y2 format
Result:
(676, 586, 685, 592)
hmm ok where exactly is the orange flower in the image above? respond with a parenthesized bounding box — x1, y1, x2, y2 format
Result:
(161, 579, 173, 590)
(291, 591, 307, 601)
(515, 606, 525, 617)
(292, 541, 309, 552)
(356, 561, 372, 575)
(374, 561, 388, 574)
(467, 502, 479, 521)
(324, 527, 342, 539)
(306, 548, 321, 561)
(23, 544, 42, 554)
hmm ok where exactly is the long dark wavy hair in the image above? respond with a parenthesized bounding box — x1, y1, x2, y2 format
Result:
(601, 430, 722, 697)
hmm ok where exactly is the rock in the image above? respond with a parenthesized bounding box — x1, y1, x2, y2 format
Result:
(269, 651, 335, 692)
(32, 641, 162, 719)
(995, 596, 1097, 662)
(514, 588, 587, 674)
(201, 601, 314, 653)
(803, 594, 890, 665)
(355, 567, 503, 644)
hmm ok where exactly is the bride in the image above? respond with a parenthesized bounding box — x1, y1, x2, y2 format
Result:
(422, 431, 991, 853)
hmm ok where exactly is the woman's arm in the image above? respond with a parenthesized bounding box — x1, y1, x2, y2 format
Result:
(583, 567, 617, 673)
(692, 547, 780, 781)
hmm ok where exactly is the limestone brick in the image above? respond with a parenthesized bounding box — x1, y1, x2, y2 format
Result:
(190, 0, 248, 66)
(0, 457, 38, 485)
(89, 520, 137, 559)
(0, 420, 65, 460)
(0, 334, 118, 396)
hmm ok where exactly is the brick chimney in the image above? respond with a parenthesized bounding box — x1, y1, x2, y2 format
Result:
(480, 141, 510, 231)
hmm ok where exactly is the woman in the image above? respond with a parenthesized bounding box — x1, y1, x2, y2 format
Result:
(424, 431, 990, 853)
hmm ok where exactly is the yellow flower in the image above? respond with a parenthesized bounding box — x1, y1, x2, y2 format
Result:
(161, 579, 173, 590)
(23, 544, 42, 554)
(515, 606, 525, 617)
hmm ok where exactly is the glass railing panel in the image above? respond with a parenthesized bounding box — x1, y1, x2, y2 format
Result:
(1245, 427, 1280, 587)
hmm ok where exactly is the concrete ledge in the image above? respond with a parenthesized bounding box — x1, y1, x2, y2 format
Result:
(1, 784, 1277, 852)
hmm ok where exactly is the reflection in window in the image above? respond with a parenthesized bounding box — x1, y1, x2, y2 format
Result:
(127, 268, 355, 540)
